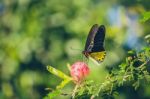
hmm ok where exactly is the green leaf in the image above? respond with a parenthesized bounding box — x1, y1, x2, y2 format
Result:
(140, 11, 150, 22)
(45, 90, 61, 99)
(47, 65, 72, 80)
(56, 79, 72, 89)
(132, 80, 140, 90)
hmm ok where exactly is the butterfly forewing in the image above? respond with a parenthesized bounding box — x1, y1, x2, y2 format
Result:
(84, 24, 99, 51)
(94, 25, 105, 46)
(91, 25, 105, 52)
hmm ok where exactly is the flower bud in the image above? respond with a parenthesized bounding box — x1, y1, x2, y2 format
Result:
(70, 62, 90, 83)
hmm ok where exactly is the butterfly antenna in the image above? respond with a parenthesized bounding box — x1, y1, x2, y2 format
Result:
(70, 47, 82, 52)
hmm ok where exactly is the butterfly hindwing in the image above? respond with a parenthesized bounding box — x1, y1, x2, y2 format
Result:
(89, 51, 106, 63)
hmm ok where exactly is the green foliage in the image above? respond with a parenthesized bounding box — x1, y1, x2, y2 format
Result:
(72, 45, 150, 99)
(145, 35, 150, 45)
(140, 11, 150, 22)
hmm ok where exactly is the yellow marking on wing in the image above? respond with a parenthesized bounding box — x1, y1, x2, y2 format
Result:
(89, 51, 106, 63)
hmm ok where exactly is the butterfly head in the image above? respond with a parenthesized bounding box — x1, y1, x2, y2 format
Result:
(82, 51, 89, 58)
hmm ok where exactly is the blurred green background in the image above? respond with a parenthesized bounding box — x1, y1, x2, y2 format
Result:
(0, 0, 150, 99)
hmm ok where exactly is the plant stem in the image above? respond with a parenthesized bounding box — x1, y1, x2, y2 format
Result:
(72, 84, 79, 98)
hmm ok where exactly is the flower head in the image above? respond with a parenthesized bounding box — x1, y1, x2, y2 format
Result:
(70, 61, 90, 83)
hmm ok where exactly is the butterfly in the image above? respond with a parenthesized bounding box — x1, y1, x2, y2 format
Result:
(82, 24, 106, 64)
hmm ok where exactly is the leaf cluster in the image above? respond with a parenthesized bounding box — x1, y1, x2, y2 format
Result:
(73, 46, 150, 99)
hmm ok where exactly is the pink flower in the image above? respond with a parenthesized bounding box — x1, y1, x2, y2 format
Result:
(70, 62, 90, 83)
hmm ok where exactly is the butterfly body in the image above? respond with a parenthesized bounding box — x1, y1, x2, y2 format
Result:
(83, 24, 106, 64)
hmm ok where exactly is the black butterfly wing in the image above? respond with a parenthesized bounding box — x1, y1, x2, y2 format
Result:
(91, 25, 105, 52)
(84, 24, 99, 52)
(89, 25, 106, 63)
